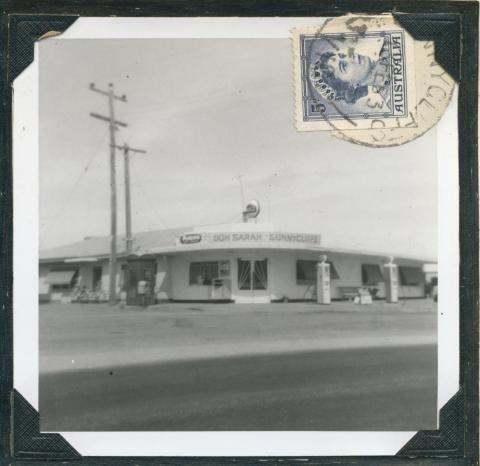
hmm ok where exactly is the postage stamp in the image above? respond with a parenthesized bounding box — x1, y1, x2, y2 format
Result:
(292, 15, 417, 132)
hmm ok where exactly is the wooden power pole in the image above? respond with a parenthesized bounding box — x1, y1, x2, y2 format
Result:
(113, 143, 147, 255)
(89, 83, 128, 305)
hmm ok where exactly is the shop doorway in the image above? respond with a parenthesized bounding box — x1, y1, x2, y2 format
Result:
(126, 260, 156, 306)
(236, 258, 269, 303)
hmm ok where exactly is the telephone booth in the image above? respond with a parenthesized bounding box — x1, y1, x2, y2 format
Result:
(125, 259, 156, 306)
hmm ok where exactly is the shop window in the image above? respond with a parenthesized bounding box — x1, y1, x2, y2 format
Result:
(361, 264, 384, 285)
(189, 261, 219, 286)
(296, 260, 339, 285)
(399, 266, 425, 286)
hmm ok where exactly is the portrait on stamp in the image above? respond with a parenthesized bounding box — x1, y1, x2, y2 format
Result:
(292, 15, 424, 134)
(301, 32, 407, 122)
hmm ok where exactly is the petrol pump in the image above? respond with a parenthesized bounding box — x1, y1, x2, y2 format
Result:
(384, 257, 398, 303)
(316, 255, 331, 305)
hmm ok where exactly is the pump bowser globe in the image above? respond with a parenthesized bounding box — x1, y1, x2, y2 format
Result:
(242, 199, 261, 222)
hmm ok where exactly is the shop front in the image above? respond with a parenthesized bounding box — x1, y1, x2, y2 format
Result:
(235, 257, 269, 303)
(39, 221, 433, 305)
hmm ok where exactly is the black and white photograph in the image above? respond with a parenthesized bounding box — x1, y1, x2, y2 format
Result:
(34, 31, 443, 435)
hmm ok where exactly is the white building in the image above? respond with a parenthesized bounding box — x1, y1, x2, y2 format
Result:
(39, 219, 434, 305)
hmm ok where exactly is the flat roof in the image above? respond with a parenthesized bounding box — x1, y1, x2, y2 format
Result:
(40, 223, 436, 264)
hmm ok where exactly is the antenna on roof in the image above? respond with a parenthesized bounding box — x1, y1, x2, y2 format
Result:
(237, 174, 246, 219)
(237, 174, 246, 205)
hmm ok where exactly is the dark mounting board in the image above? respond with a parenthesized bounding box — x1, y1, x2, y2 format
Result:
(0, 2, 477, 466)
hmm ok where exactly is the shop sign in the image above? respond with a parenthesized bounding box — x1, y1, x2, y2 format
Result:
(179, 233, 202, 244)
(178, 231, 321, 248)
(219, 260, 230, 276)
(210, 231, 321, 245)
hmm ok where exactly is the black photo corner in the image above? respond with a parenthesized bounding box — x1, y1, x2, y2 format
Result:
(1, 1, 478, 466)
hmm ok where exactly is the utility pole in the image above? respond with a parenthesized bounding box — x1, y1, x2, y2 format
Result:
(113, 143, 147, 255)
(89, 83, 128, 305)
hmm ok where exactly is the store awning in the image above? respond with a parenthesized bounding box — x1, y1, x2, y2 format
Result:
(399, 266, 425, 285)
(45, 270, 76, 285)
(362, 264, 384, 285)
(296, 260, 340, 281)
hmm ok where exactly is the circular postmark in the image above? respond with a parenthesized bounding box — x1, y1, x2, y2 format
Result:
(331, 39, 455, 147)
(292, 14, 455, 147)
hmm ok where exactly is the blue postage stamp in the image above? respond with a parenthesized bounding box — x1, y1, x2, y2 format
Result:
(293, 19, 416, 132)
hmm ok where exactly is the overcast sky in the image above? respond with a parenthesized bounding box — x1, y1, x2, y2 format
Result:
(39, 39, 437, 258)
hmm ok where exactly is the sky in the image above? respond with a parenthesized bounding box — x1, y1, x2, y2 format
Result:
(39, 39, 437, 258)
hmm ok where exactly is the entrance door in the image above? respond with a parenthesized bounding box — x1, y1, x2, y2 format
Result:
(126, 260, 156, 306)
(237, 258, 269, 303)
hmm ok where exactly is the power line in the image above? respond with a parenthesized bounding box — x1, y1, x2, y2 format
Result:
(40, 128, 109, 242)
(134, 180, 172, 233)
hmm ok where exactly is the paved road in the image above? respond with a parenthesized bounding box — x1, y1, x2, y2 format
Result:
(40, 343, 436, 431)
(40, 301, 437, 373)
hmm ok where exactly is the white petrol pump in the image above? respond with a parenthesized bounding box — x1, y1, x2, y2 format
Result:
(316, 255, 331, 305)
(384, 256, 399, 303)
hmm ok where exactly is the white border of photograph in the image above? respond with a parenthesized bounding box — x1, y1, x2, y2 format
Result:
(13, 17, 459, 457)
